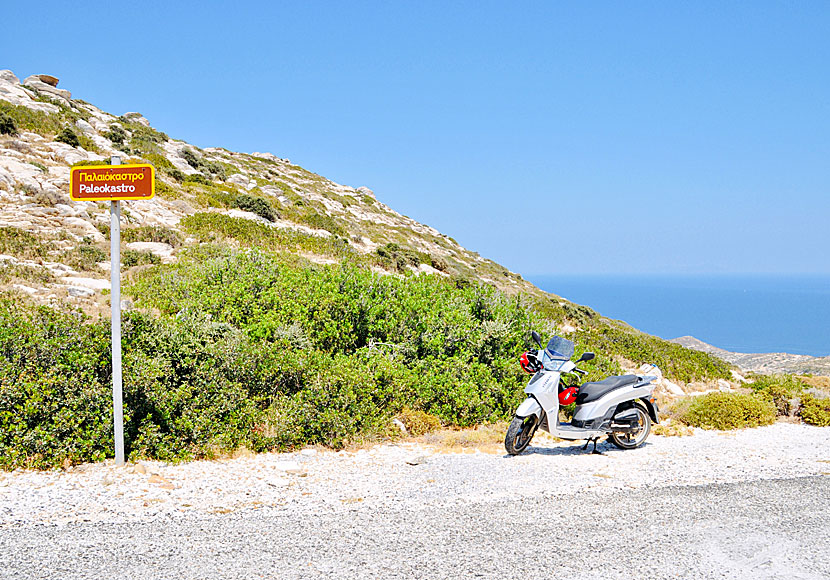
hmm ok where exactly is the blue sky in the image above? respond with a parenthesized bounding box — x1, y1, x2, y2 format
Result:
(4, 1, 829, 275)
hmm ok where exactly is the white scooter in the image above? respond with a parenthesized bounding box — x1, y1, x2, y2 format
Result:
(505, 332, 660, 455)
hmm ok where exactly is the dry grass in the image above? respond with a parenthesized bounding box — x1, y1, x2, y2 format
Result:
(800, 375, 830, 394)
(653, 420, 694, 437)
(420, 422, 510, 453)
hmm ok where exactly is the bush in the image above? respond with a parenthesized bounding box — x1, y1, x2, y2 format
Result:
(0, 112, 17, 136)
(61, 242, 108, 272)
(55, 127, 80, 148)
(122, 249, 160, 268)
(0, 227, 49, 259)
(749, 374, 803, 416)
(122, 225, 181, 247)
(397, 408, 442, 436)
(678, 392, 776, 430)
(800, 394, 830, 427)
(375, 243, 428, 272)
(234, 194, 278, 222)
(104, 125, 126, 145)
(300, 211, 345, 236)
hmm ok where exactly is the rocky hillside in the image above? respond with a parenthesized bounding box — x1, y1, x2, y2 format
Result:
(0, 70, 536, 307)
(0, 69, 739, 398)
(671, 336, 830, 377)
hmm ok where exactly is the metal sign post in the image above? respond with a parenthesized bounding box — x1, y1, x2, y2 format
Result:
(110, 156, 124, 465)
(70, 157, 155, 466)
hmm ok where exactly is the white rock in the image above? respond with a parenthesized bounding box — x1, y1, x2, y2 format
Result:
(227, 209, 271, 224)
(67, 286, 95, 297)
(124, 242, 175, 260)
(122, 112, 150, 127)
(62, 277, 110, 291)
(75, 119, 96, 136)
(11, 284, 39, 295)
(392, 418, 408, 434)
(227, 173, 256, 190)
(272, 461, 301, 473)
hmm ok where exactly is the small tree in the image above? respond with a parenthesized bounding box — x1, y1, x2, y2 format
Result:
(0, 112, 17, 136)
(55, 127, 80, 148)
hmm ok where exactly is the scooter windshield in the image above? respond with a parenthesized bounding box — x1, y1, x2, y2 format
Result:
(545, 336, 575, 360)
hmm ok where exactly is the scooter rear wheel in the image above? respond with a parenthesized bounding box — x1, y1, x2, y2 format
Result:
(608, 405, 651, 449)
(505, 415, 538, 455)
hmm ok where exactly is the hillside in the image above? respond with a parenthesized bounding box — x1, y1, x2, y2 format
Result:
(0, 70, 743, 468)
(671, 336, 830, 377)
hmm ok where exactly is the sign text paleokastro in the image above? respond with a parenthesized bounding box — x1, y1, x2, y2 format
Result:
(70, 164, 155, 201)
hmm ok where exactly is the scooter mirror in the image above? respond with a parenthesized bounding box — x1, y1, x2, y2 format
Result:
(531, 330, 543, 347)
(577, 352, 595, 363)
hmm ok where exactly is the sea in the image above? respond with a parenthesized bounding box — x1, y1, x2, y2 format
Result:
(528, 275, 830, 358)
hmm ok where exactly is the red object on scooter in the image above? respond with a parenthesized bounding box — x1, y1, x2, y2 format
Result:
(558, 386, 579, 406)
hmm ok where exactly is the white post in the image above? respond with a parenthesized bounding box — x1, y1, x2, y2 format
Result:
(110, 155, 125, 466)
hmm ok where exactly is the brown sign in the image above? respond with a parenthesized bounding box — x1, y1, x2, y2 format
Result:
(70, 164, 155, 201)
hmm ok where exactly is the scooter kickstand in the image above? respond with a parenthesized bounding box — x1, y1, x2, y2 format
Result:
(582, 439, 591, 451)
(591, 438, 604, 455)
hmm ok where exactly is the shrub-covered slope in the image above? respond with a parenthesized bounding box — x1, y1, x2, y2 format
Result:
(0, 71, 746, 468)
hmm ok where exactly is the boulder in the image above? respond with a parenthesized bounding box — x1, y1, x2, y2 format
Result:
(22, 75, 71, 101)
(0, 70, 19, 84)
(35, 74, 59, 87)
(75, 119, 96, 136)
(356, 186, 375, 198)
(122, 112, 150, 127)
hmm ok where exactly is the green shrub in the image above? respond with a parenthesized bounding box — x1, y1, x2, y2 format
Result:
(121, 225, 181, 247)
(300, 211, 346, 236)
(0, 227, 49, 259)
(749, 374, 803, 415)
(573, 325, 733, 383)
(678, 392, 776, 430)
(61, 242, 108, 272)
(180, 213, 359, 260)
(375, 243, 429, 272)
(0, 112, 17, 135)
(122, 250, 160, 268)
(184, 173, 210, 185)
(0, 100, 66, 136)
(234, 194, 278, 222)
(181, 147, 201, 168)
(800, 394, 830, 427)
(0, 263, 55, 285)
(104, 124, 126, 145)
(55, 127, 80, 147)
(396, 408, 442, 436)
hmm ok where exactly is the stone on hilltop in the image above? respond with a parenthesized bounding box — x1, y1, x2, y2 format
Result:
(22, 75, 71, 102)
(122, 112, 150, 127)
(0, 70, 19, 84)
(34, 75, 59, 87)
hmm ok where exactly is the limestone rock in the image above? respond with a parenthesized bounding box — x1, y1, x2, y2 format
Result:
(227, 173, 256, 190)
(0, 70, 19, 84)
(122, 112, 150, 127)
(356, 186, 376, 199)
(75, 119, 96, 136)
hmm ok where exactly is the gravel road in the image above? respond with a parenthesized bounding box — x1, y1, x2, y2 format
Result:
(1, 424, 829, 579)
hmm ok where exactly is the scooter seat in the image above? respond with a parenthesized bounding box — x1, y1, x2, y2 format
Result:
(576, 375, 640, 405)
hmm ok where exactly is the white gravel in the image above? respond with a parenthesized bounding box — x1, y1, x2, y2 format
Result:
(1, 422, 828, 527)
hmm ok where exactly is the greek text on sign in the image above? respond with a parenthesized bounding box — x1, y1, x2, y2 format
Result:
(70, 164, 155, 201)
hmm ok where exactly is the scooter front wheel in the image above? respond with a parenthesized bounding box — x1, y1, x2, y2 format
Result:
(505, 415, 538, 455)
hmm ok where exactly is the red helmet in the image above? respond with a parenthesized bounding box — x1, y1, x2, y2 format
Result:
(520, 350, 542, 374)
(558, 386, 579, 406)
